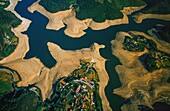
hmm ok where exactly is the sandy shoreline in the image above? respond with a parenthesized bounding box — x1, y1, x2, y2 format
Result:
(28, 0, 145, 38)
(0, 0, 31, 64)
(47, 42, 112, 111)
(0, 0, 45, 89)
(0, 0, 50, 100)
(2, 0, 170, 110)
(133, 12, 170, 23)
(2, 42, 113, 111)
(111, 31, 170, 111)
(0, 1, 112, 109)
(0, 0, 45, 92)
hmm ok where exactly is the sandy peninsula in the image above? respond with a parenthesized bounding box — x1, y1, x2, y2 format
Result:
(0, 0, 52, 99)
(47, 42, 111, 111)
(0, 1, 112, 108)
(133, 12, 170, 23)
(28, 0, 145, 38)
(0, 0, 49, 98)
(0, 0, 46, 91)
(0, 1, 112, 110)
(1, 42, 111, 111)
(0, 0, 31, 64)
(0, 0, 46, 87)
(111, 31, 170, 111)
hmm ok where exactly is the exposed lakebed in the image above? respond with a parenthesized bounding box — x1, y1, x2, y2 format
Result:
(14, 0, 170, 110)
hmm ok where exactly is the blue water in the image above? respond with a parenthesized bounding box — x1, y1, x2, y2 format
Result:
(15, 0, 170, 111)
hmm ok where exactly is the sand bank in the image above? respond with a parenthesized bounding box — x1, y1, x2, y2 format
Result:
(0, 0, 51, 100)
(2, 58, 44, 86)
(0, 0, 31, 64)
(28, 0, 145, 38)
(0, 0, 45, 95)
(0, 1, 111, 108)
(111, 31, 170, 111)
(133, 12, 170, 23)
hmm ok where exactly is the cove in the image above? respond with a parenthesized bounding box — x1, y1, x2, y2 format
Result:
(15, 0, 170, 111)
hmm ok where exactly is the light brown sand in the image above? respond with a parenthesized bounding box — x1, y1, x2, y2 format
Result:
(0, 0, 51, 101)
(0, 2, 112, 109)
(28, 0, 145, 38)
(0, 0, 31, 64)
(111, 31, 170, 111)
(47, 42, 112, 111)
(133, 12, 170, 23)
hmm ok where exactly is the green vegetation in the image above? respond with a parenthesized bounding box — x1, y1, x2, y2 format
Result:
(0, 59, 103, 111)
(167, 77, 170, 83)
(0, 67, 43, 111)
(123, 32, 170, 72)
(142, 0, 170, 14)
(39, 0, 145, 22)
(0, 1, 22, 60)
(138, 104, 153, 111)
(138, 102, 170, 111)
(0, 0, 10, 9)
(44, 58, 103, 111)
(0, 87, 42, 111)
(38, 0, 72, 13)
(0, 70, 14, 97)
(156, 25, 170, 43)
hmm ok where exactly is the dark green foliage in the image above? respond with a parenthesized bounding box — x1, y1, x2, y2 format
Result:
(145, 51, 170, 72)
(0, 68, 42, 111)
(157, 25, 170, 43)
(112, 0, 145, 10)
(0, 0, 10, 9)
(0, 9, 21, 28)
(123, 36, 146, 52)
(0, 71, 14, 98)
(123, 32, 170, 72)
(104, 1, 123, 20)
(145, 54, 158, 71)
(138, 102, 170, 111)
(39, 0, 73, 13)
(0, 3, 22, 60)
(93, 84, 103, 111)
(142, 0, 170, 14)
(167, 77, 170, 83)
(39, 0, 145, 22)
(76, 0, 124, 22)
(75, 0, 106, 22)
(0, 88, 42, 111)
(44, 60, 103, 110)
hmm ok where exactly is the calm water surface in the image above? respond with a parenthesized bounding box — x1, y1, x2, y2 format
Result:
(15, 0, 170, 110)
